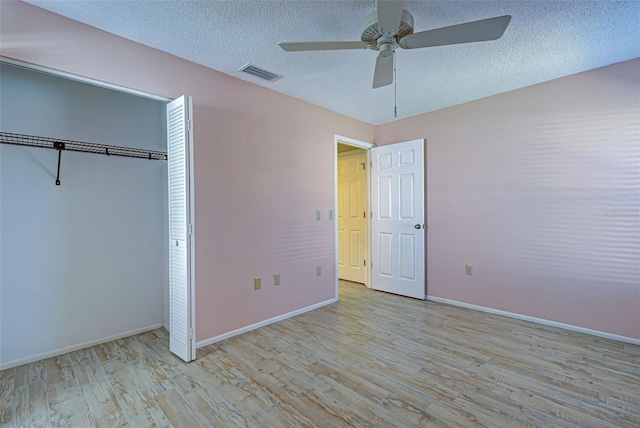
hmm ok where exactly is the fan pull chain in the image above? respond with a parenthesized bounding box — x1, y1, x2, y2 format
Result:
(394, 53, 397, 118)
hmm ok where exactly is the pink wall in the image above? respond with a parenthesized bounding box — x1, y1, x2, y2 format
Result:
(2, 1, 638, 343)
(376, 59, 640, 340)
(0, 1, 375, 342)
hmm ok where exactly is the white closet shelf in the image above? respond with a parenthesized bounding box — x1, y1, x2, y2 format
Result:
(0, 131, 167, 160)
(0, 131, 167, 185)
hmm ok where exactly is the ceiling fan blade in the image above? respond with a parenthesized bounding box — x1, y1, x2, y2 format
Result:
(279, 41, 366, 51)
(377, 0, 405, 34)
(399, 15, 511, 49)
(373, 51, 394, 89)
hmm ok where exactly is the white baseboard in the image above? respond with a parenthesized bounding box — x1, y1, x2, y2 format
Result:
(426, 295, 640, 346)
(196, 298, 338, 348)
(0, 323, 164, 370)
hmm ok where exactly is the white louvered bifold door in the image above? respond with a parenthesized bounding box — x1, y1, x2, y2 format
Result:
(167, 95, 194, 362)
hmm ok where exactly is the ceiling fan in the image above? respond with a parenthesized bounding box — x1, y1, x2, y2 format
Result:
(279, 0, 511, 89)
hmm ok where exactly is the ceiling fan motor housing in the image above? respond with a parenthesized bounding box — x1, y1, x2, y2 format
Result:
(361, 9, 414, 50)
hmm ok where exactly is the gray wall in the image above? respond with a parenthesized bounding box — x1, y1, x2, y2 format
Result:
(0, 63, 168, 366)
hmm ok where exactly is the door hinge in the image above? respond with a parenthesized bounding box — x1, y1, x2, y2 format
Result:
(361, 162, 366, 171)
(187, 119, 193, 131)
(188, 224, 194, 235)
(363, 211, 366, 218)
(364, 260, 366, 266)
(370, 161, 372, 167)
(189, 328, 193, 339)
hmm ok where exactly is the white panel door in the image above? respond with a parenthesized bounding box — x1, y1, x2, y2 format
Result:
(167, 95, 194, 362)
(337, 150, 367, 283)
(371, 139, 425, 299)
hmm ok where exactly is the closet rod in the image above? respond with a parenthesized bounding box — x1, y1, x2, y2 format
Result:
(0, 132, 167, 186)
(0, 132, 167, 160)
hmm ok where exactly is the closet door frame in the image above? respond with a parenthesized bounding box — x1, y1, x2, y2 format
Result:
(0, 59, 195, 360)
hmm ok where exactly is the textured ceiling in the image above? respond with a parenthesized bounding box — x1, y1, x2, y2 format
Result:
(25, 0, 640, 125)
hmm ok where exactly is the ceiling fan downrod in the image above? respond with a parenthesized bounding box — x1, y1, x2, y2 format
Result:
(394, 54, 397, 119)
(378, 42, 393, 57)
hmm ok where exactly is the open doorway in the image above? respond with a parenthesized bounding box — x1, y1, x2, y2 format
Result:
(337, 146, 367, 284)
(0, 58, 176, 368)
(334, 135, 426, 301)
(334, 135, 374, 297)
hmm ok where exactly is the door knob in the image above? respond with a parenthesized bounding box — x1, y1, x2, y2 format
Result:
(414, 224, 421, 229)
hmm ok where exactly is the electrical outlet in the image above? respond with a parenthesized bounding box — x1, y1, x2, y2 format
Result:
(328, 210, 334, 220)
(274, 274, 280, 286)
(254, 278, 261, 290)
(315, 210, 321, 221)
(465, 265, 473, 276)
(316, 266, 322, 277)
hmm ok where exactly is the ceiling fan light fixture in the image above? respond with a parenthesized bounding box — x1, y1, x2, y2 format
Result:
(361, 9, 414, 44)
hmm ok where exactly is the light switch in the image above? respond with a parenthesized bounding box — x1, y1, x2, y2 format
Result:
(328, 210, 334, 220)
(315, 210, 321, 221)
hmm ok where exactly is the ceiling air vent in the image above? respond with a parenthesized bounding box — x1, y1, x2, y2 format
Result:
(238, 63, 283, 83)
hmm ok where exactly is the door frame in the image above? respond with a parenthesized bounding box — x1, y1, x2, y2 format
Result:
(0, 57, 170, 102)
(182, 96, 197, 360)
(187, 104, 196, 360)
(334, 135, 375, 299)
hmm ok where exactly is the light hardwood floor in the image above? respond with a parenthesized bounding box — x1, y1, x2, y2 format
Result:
(1, 281, 639, 427)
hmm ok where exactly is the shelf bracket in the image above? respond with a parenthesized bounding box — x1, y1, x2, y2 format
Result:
(54, 141, 65, 186)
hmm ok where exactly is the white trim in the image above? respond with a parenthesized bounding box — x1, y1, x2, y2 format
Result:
(186, 96, 197, 361)
(0, 323, 164, 370)
(196, 298, 337, 348)
(0, 57, 171, 102)
(334, 135, 375, 298)
(426, 296, 640, 346)
(335, 135, 375, 150)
